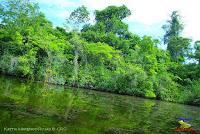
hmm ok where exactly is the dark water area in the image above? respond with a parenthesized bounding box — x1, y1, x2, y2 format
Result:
(0, 75, 199, 134)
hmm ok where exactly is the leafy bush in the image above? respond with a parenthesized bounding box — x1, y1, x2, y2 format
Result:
(180, 80, 200, 106)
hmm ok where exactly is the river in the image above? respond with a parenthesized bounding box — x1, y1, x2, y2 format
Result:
(0, 75, 199, 134)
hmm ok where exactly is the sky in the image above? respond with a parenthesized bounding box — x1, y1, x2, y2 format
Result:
(35, 0, 200, 41)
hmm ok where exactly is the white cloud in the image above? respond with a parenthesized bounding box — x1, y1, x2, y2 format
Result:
(36, 0, 200, 41)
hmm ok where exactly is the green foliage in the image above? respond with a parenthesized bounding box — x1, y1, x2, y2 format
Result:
(167, 36, 191, 62)
(0, 1, 199, 106)
(154, 72, 180, 101)
(180, 80, 200, 106)
(111, 63, 150, 96)
(95, 5, 131, 22)
(162, 11, 183, 45)
(85, 42, 121, 64)
(66, 5, 90, 31)
(81, 5, 131, 48)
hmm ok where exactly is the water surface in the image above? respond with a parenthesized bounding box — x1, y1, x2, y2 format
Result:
(0, 75, 199, 134)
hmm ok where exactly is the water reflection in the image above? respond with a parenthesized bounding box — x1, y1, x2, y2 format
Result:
(0, 75, 199, 134)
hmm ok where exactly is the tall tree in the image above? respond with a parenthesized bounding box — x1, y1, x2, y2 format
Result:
(94, 5, 131, 37)
(66, 5, 90, 31)
(162, 11, 183, 45)
(81, 5, 132, 51)
(162, 11, 191, 62)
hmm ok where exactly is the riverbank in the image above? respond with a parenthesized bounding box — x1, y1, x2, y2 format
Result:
(1, 73, 199, 107)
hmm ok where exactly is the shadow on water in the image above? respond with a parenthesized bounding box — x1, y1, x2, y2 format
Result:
(0, 75, 199, 134)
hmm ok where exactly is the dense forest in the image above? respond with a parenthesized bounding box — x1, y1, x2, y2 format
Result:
(0, 0, 199, 106)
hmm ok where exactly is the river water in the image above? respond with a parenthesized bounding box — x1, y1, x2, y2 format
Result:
(0, 75, 199, 134)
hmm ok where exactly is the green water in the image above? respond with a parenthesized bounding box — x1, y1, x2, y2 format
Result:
(0, 75, 199, 134)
